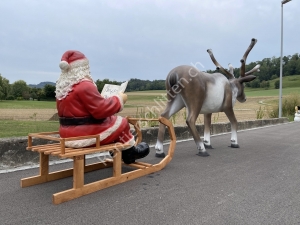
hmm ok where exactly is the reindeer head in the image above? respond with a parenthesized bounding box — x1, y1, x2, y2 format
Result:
(207, 38, 260, 103)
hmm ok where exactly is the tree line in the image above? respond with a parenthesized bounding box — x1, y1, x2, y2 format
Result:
(1, 53, 299, 100)
(207, 53, 300, 89)
(0, 76, 56, 101)
(94, 78, 165, 92)
(0, 75, 167, 101)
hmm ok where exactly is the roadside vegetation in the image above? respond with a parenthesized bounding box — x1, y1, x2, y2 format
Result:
(0, 73, 299, 137)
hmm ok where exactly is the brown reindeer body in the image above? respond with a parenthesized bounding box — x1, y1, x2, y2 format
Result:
(155, 38, 259, 157)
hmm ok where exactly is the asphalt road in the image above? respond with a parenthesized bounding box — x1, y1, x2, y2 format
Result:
(1, 122, 300, 225)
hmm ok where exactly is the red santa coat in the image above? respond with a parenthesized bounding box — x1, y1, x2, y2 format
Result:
(56, 79, 134, 148)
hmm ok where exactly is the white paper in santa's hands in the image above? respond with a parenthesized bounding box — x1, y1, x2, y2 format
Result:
(101, 81, 128, 99)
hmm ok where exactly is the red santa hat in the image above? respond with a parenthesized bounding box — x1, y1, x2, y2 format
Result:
(59, 50, 88, 72)
(56, 50, 94, 100)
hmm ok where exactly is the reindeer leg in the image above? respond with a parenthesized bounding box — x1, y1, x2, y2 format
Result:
(204, 113, 213, 149)
(224, 109, 240, 148)
(155, 95, 184, 158)
(185, 110, 209, 157)
(187, 119, 209, 157)
(155, 122, 167, 158)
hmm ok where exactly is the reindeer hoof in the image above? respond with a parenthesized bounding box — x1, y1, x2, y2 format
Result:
(155, 152, 166, 158)
(204, 144, 214, 149)
(196, 152, 210, 157)
(230, 144, 240, 148)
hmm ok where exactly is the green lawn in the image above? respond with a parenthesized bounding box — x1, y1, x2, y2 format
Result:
(245, 75, 300, 97)
(0, 100, 56, 109)
(0, 101, 57, 137)
(269, 75, 300, 89)
(245, 87, 300, 97)
(0, 120, 59, 138)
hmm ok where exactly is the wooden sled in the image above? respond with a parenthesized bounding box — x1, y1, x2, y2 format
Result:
(20, 117, 176, 204)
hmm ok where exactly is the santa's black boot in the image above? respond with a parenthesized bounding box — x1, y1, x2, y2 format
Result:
(122, 142, 150, 164)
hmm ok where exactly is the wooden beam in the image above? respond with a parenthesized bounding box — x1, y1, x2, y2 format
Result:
(21, 160, 113, 187)
(73, 155, 84, 189)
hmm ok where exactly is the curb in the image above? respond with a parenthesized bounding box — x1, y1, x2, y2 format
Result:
(0, 118, 289, 170)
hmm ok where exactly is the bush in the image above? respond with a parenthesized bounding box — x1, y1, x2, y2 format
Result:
(256, 106, 265, 119)
(250, 79, 260, 88)
(271, 75, 278, 80)
(6, 95, 15, 100)
(260, 80, 270, 89)
(269, 92, 300, 120)
(274, 80, 280, 89)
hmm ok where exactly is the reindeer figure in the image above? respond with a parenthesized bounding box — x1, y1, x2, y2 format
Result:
(155, 38, 260, 157)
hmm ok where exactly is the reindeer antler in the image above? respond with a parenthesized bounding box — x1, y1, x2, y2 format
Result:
(207, 38, 260, 79)
(245, 65, 260, 75)
(240, 38, 260, 77)
(228, 63, 234, 75)
(207, 49, 235, 79)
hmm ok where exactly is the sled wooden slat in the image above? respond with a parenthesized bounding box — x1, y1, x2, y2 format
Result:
(21, 117, 176, 204)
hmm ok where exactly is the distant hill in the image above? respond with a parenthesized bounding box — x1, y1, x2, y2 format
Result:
(28, 81, 55, 88)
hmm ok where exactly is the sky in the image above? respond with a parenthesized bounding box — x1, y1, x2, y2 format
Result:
(0, 0, 299, 85)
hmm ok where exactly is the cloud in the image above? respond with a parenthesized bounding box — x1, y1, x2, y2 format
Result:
(0, 0, 299, 84)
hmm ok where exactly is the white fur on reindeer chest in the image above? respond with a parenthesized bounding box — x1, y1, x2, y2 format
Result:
(200, 75, 229, 114)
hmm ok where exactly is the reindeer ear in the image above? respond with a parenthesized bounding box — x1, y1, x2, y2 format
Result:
(239, 75, 256, 83)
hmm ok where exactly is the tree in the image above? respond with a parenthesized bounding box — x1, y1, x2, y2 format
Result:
(271, 75, 278, 80)
(274, 80, 280, 89)
(44, 84, 56, 99)
(284, 53, 300, 76)
(260, 80, 270, 89)
(0, 74, 10, 100)
(37, 89, 45, 100)
(126, 78, 165, 91)
(31, 92, 38, 100)
(95, 79, 121, 93)
(250, 79, 260, 88)
(269, 56, 280, 78)
(10, 80, 29, 99)
(95, 79, 105, 93)
(22, 91, 30, 100)
(0, 86, 4, 101)
(296, 61, 300, 75)
(30, 87, 41, 100)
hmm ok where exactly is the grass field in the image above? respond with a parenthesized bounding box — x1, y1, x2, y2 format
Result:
(0, 76, 299, 138)
(246, 87, 300, 97)
(0, 100, 56, 109)
(0, 120, 59, 138)
(269, 75, 300, 89)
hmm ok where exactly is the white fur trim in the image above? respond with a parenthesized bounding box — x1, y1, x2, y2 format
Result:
(55, 58, 96, 100)
(65, 116, 124, 148)
(70, 58, 89, 69)
(123, 136, 135, 149)
(59, 61, 69, 71)
(100, 116, 123, 140)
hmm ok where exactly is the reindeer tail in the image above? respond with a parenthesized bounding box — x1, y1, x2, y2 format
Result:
(166, 72, 178, 97)
(168, 72, 178, 88)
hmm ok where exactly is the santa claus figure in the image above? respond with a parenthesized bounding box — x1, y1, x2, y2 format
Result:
(55, 50, 149, 164)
